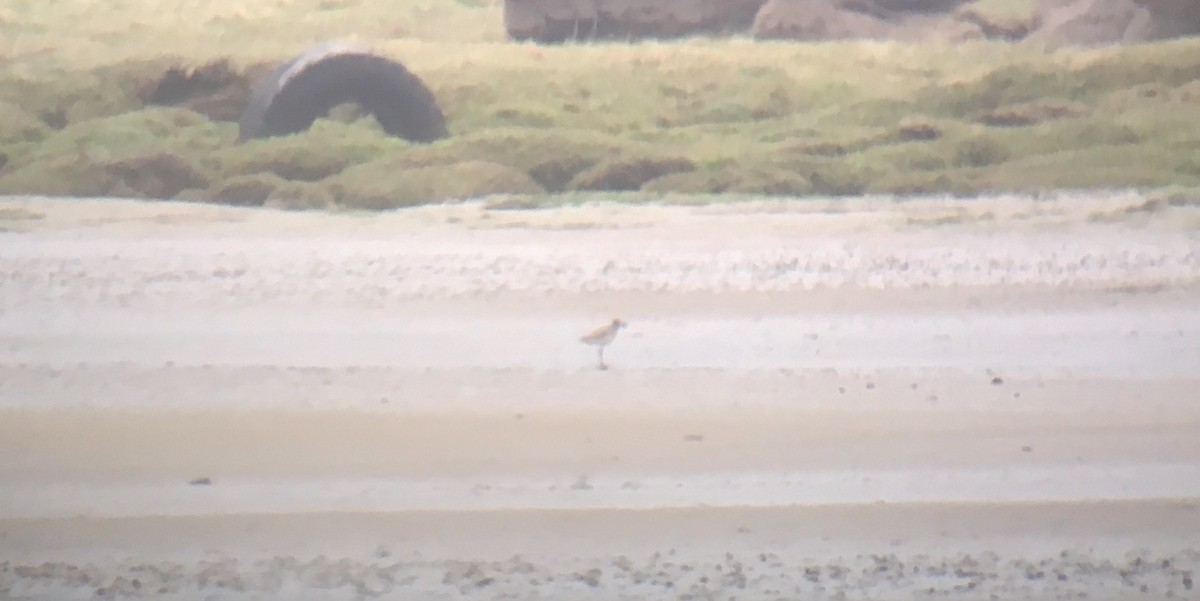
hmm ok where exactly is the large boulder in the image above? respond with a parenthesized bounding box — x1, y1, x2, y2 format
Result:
(1029, 0, 1143, 46)
(504, 0, 767, 43)
(869, 0, 969, 11)
(1127, 0, 1200, 40)
(1030, 0, 1200, 46)
(505, 0, 1198, 44)
(751, 0, 893, 40)
(750, 0, 1006, 42)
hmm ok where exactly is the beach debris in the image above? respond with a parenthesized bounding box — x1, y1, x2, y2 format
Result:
(987, 368, 1004, 385)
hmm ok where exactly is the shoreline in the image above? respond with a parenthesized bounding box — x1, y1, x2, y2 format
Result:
(2, 193, 1198, 599)
(5, 502, 1198, 600)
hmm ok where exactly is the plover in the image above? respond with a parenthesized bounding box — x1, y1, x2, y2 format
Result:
(580, 318, 626, 370)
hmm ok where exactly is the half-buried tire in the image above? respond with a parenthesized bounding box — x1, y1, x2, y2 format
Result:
(238, 42, 448, 142)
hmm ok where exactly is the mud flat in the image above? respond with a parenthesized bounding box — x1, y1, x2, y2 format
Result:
(1, 192, 1199, 599)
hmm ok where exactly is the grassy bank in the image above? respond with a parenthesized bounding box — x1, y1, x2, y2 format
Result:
(1, 0, 1198, 208)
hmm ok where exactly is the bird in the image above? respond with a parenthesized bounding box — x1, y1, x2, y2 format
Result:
(580, 318, 626, 370)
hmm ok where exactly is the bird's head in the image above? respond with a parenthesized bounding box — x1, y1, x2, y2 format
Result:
(612, 318, 627, 329)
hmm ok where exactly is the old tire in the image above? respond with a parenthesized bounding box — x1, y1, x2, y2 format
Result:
(238, 42, 448, 142)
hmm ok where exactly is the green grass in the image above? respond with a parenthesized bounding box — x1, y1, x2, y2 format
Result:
(1, 0, 1198, 208)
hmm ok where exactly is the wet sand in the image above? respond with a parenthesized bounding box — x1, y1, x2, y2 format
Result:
(1, 192, 1199, 599)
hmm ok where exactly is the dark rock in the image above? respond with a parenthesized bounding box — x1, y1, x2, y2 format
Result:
(332, 160, 543, 209)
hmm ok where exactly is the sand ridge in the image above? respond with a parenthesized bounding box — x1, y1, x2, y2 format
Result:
(3, 504, 1199, 600)
(3, 193, 1199, 314)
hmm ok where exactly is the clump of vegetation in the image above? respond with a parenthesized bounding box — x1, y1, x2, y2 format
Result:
(330, 158, 542, 209)
(953, 135, 1011, 168)
(206, 172, 289, 206)
(1152, 185, 1200, 207)
(266, 180, 337, 211)
(1, 0, 1198, 209)
(378, 127, 651, 192)
(0, 101, 51, 145)
(103, 152, 211, 199)
(568, 156, 695, 191)
(210, 119, 406, 181)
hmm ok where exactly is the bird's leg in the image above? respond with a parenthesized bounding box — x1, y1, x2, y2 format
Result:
(597, 346, 607, 370)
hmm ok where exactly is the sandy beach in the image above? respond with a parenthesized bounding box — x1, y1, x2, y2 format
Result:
(1, 191, 1199, 600)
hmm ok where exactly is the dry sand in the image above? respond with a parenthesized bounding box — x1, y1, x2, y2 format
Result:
(1, 191, 1199, 600)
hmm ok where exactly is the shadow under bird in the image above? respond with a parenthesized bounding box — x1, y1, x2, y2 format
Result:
(580, 318, 627, 370)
